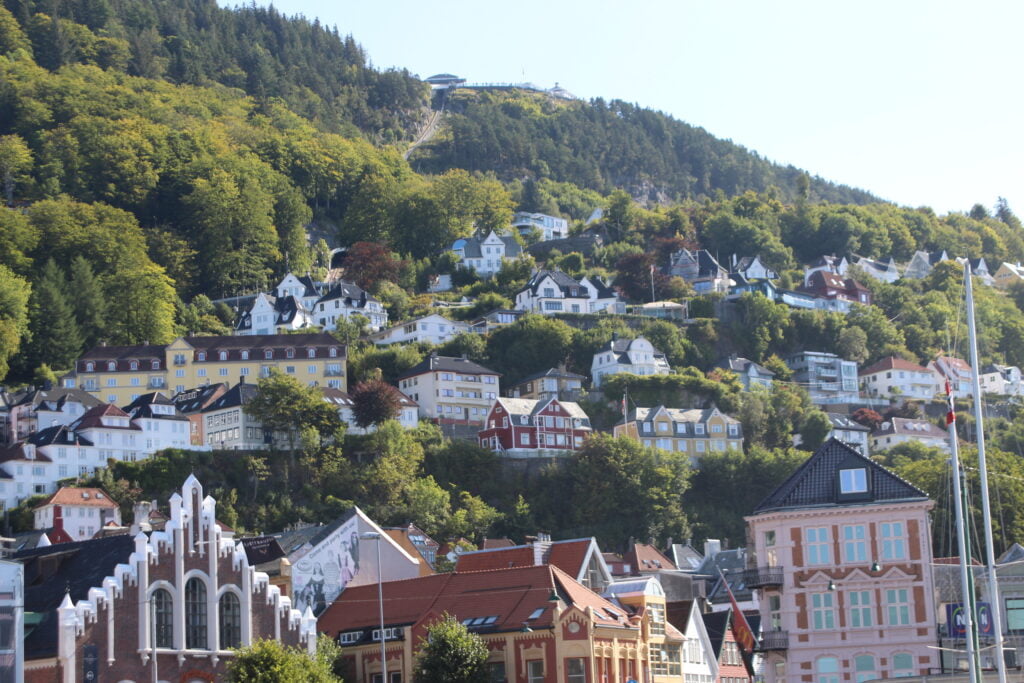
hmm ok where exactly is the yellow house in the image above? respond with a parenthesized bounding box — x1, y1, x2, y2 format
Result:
(613, 405, 743, 464)
(66, 333, 346, 405)
(994, 261, 1024, 289)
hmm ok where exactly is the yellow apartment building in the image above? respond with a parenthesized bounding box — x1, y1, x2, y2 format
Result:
(63, 333, 347, 405)
(613, 405, 743, 465)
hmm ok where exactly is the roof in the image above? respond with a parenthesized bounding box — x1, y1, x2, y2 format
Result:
(319, 564, 632, 638)
(873, 417, 947, 440)
(15, 534, 136, 659)
(626, 543, 676, 572)
(396, 355, 499, 380)
(859, 356, 931, 376)
(511, 367, 587, 386)
(825, 413, 870, 432)
(272, 509, 359, 557)
(122, 393, 189, 421)
(670, 543, 704, 571)
(482, 538, 516, 549)
(202, 382, 259, 413)
(753, 438, 928, 514)
(595, 335, 667, 364)
(171, 383, 229, 414)
(72, 403, 136, 431)
(702, 609, 731, 659)
(184, 332, 342, 353)
(317, 280, 378, 305)
(453, 232, 522, 260)
(455, 538, 595, 578)
(35, 487, 118, 510)
(715, 356, 775, 378)
(5, 387, 102, 412)
(27, 424, 92, 448)
(672, 249, 726, 278)
(520, 269, 586, 297)
(79, 343, 163, 362)
(625, 405, 739, 429)
(491, 397, 591, 422)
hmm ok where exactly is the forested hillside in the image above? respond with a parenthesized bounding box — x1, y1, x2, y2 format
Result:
(413, 88, 879, 206)
(1, 0, 429, 139)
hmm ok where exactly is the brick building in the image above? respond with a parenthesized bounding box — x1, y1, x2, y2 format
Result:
(19, 475, 317, 682)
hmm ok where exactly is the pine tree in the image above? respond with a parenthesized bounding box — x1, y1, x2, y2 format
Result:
(69, 255, 106, 348)
(27, 259, 83, 373)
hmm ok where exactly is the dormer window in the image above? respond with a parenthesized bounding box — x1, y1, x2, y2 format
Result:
(264, 350, 273, 359)
(107, 362, 116, 371)
(219, 351, 227, 361)
(307, 349, 316, 358)
(86, 362, 94, 372)
(840, 467, 868, 494)
(151, 360, 159, 370)
(286, 348, 295, 359)
(130, 361, 138, 371)
(329, 348, 338, 358)
(196, 352, 206, 362)
(241, 351, 249, 360)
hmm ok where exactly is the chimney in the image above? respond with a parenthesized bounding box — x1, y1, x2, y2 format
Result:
(53, 505, 65, 540)
(239, 375, 245, 384)
(130, 500, 154, 535)
(704, 539, 721, 558)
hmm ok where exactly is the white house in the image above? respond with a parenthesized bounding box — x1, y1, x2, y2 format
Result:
(396, 355, 500, 424)
(825, 413, 871, 455)
(853, 256, 901, 283)
(731, 255, 776, 280)
(591, 335, 671, 388)
(512, 211, 569, 241)
(121, 392, 191, 452)
(274, 272, 322, 311)
(979, 363, 1024, 396)
(312, 280, 388, 332)
(803, 254, 848, 285)
(1, 387, 101, 445)
(928, 355, 973, 398)
(514, 269, 622, 315)
(367, 314, 470, 346)
(235, 292, 313, 336)
(904, 250, 948, 279)
(872, 417, 950, 453)
(451, 230, 523, 277)
(33, 486, 121, 542)
(859, 357, 938, 400)
(320, 387, 419, 434)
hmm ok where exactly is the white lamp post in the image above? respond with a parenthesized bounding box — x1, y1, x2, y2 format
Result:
(360, 531, 386, 683)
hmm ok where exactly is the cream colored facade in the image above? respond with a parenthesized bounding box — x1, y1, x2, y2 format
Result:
(613, 406, 743, 465)
(67, 334, 346, 405)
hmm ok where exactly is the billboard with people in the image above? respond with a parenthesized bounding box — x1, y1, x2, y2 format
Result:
(292, 515, 361, 615)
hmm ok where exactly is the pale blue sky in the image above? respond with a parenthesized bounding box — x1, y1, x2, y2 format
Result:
(245, 0, 1022, 216)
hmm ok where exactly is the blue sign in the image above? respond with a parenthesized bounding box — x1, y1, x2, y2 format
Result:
(946, 602, 994, 637)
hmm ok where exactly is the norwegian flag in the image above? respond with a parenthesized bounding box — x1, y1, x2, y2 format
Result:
(945, 380, 956, 425)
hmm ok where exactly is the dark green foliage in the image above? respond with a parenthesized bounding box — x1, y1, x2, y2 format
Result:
(414, 615, 490, 683)
(68, 256, 106, 348)
(25, 258, 81, 372)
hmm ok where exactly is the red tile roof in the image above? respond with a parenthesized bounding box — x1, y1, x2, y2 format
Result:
(859, 356, 931, 376)
(482, 538, 516, 549)
(626, 543, 676, 572)
(318, 565, 631, 638)
(35, 488, 118, 510)
(454, 538, 594, 578)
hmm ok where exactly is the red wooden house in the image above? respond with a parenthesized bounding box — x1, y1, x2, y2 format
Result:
(798, 270, 872, 305)
(478, 397, 592, 457)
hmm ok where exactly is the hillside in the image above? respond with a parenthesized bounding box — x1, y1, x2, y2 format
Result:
(412, 88, 879, 206)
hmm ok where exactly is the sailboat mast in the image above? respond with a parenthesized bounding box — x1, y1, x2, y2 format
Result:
(946, 387, 981, 683)
(965, 262, 1008, 681)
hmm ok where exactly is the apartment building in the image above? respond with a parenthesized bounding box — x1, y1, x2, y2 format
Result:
(859, 357, 937, 400)
(786, 351, 859, 405)
(396, 355, 500, 424)
(614, 405, 743, 465)
(367, 313, 470, 346)
(65, 333, 347, 404)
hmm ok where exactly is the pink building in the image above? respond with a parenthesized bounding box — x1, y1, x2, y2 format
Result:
(744, 438, 938, 682)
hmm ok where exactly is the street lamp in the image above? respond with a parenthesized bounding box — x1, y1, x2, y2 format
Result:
(360, 531, 387, 683)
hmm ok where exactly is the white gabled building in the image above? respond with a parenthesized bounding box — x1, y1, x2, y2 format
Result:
(121, 392, 191, 452)
(512, 211, 569, 241)
(825, 412, 871, 455)
(235, 292, 313, 336)
(33, 486, 121, 542)
(452, 230, 523, 277)
(859, 357, 937, 400)
(591, 335, 671, 388)
(367, 314, 470, 346)
(515, 269, 622, 315)
(312, 280, 388, 332)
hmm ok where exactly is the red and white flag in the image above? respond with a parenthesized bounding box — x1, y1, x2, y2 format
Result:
(945, 380, 956, 425)
(720, 570, 757, 656)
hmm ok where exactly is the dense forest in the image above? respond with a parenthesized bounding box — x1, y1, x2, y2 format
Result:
(413, 88, 879, 206)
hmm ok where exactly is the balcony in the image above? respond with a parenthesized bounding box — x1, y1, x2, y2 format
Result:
(758, 630, 789, 652)
(743, 566, 785, 589)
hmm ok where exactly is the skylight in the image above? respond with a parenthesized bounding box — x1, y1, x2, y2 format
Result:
(528, 607, 545, 620)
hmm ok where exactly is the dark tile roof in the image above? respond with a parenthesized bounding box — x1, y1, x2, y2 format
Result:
(171, 384, 229, 414)
(825, 413, 870, 432)
(715, 356, 774, 378)
(396, 355, 499, 380)
(272, 508, 358, 557)
(16, 534, 136, 660)
(185, 332, 341, 352)
(79, 344, 164, 362)
(202, 382, 259, 413)
(753, 438, 928, 514)
(455, 232, 523, 260)
(27, 425, 92, 448)
(317, 280, 378, 305)
(522, 269, 583, 296)
(122, 392, 188, 421)
(511, 367, 587, 386)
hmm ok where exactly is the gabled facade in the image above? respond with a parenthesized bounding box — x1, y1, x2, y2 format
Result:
(121, 392, 191, 452)
(312, 280, 387, 332)
(366, 313, 470, 346)
(715, 355, 775, 391)
(786, 351, 860, 405)
(702, 608, 757, 683)
(960, 257, 994, 286)
(670, 249, 730, 293)
(19, 476, 317, 682)
(731, 254, 776, 281)
(994, 261, 1024, 289)
(507, 366, 586, 402)
(455, 536, 613, 594)
(452, 229, 523, 277)
(171, 383, 229, 447)
(234, 292, 313, 336)
(200, 381, 265, 450)
(859, 356, 937, 400)
(824, 412, 871, 456)
(1, 387, 101, 446)
(512, 211, 569, 241)
(591, 335, 671, 388)
(802, 254, 848, 285)
(274, 272, 322, 311)
(396, 355, 500, 424)
(319, 564, 655, 683)
(478, 397, 592, 458)
(979, 363, 1024, 396)
(797, 270, 872, 306)
(928, 355, 973, 398)
(744, 439, 938, 683)
(320, 387, 419, 434)
(32, 487, 120, 543)
(613, 405, 743, 465)
(514, 269, 622, 315)
(904, 250, 948, 279)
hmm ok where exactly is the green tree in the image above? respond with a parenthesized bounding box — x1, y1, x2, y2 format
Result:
(349, 379, 403, 428)
(0, 134, 33, 205)
(105, 262, 177, 345)
(224, 638, 340, 683)
(800, 410, 834, 451)
(836, 326, 869, 363)
(0, 264, 30, 381)
(414, 614, 490, 683)
(485, 314, 574, 382)
(26, 258, 82, 372)
(68, 256, 107, 348)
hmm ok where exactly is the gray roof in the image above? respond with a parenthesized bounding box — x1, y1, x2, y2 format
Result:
(172, 384, 229, 414)
(715, 356, 775, 378)
(522, 269, 584, 296)
(825, 413, 870, 432)
(596, 335, 668, 365)
(202, 382, 259, 413)
(396, 355, 499, 380)
(455, 232, 522, 259)
(316, 280, 378, 306)
(753, 438, 928, 514)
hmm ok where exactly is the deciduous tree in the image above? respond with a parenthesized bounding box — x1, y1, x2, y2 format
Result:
(414, 614, 490, 683)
